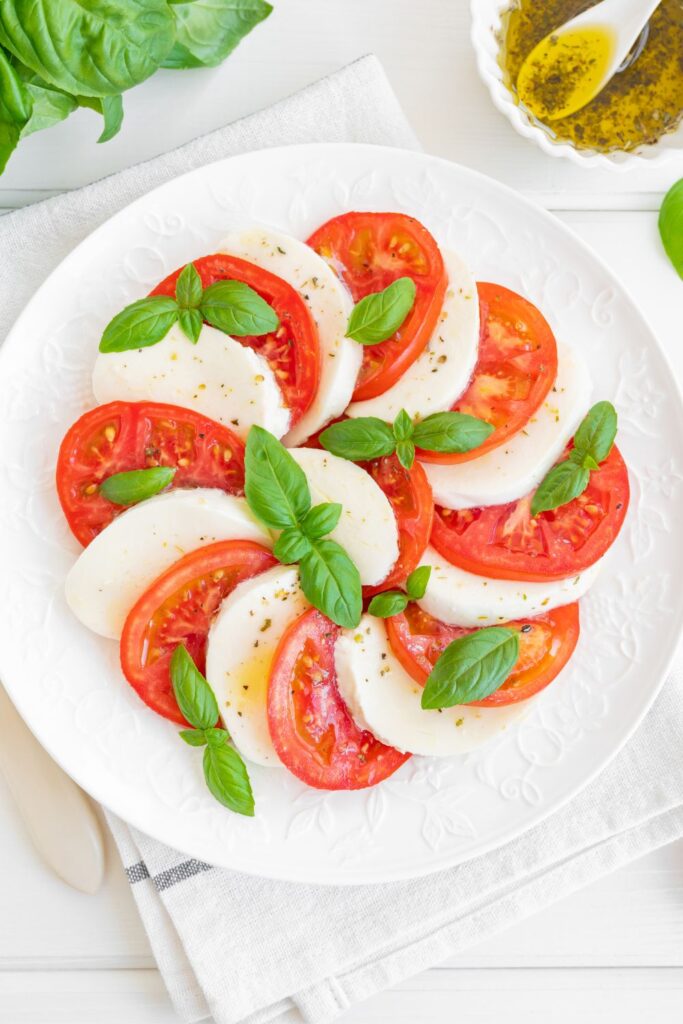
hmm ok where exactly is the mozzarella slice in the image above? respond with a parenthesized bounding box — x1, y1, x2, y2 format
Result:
(65, 489, 271, 640)
(219, 227, 361, 446)
(92, 322, 290, 441)
(335, 616, 530, 757)
(416, 545, 601, 626)
(421, 342, 592, 509)
(346, 249, 479, 421)
(206, 566, 309, 768)
(288, 448, 399, 587)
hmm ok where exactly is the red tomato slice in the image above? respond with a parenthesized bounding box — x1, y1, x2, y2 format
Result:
(56, 401, 245, 547)
(121, 541, 276, 724)
(307, 212, 447, 402)
(363, 455, 434, 598)
(268, 608, 410, 789)
(431, 444, 629, 582)
(386, 602, 580, 706)
(151, 253, 320, 427)
(418, 283, 558, 464)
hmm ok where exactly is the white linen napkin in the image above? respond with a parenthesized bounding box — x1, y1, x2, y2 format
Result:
(2, 54, 683, 1024)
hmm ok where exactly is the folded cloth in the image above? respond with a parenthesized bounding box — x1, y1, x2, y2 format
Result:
(3, 54, 682, 1024)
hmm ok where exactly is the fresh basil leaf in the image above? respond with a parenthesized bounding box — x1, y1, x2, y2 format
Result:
(659, 178, 683, 279)
(0, 1, 175, 98)
(164, 0, 273, 69)
(421, 627, 519, 709)
(572, 401, 618, 466)
(178, 307, 203, 344)
(203, 742, 254, 816)
(99, 296, 179, 353)
(204, 727, 230, 750)
(368, 591, 409, 618)
(273, 526, 311, 565)
(0, 48, 31, 173)
(299, 538, 362, 629)
(346, 277, 416, 345)
(413, 411, 494, 454)
(392, 408, 414, 442)
(531, 459, 590, 517)
(301, 502, 342, 540)
(175, 263, 203, 309)
(319, 417, 396, 462)
(201, 280, 279, 337)
(395, 439, 415, 470)
(582, 453, 600, 472)
(179, 729, 208, 747)
(245, 426, 311, 529)
(97, 94, 123, 143)
(99, 466, 175, 506)
(16, 64, 75, 137)
(170, 645, 219, 731)
(406, 565, 431, 601)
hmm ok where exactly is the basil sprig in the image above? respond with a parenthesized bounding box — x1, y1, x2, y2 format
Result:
(368, 565, 432, 619)
(320, 408, 493, 470)
(531, 401, 618, 517)
(99, 466, 176, 506)
(99, 261, 280, 353)
(245, 427, 362, 629)
(659, 178, 683, 279)
(421, 627, 519, 709)
(170, 645, 254, 817)
(346, 277, 416, 345)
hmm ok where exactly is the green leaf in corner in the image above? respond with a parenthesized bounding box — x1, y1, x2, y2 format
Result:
(99, 466, 176, 506)
(163, 0, 273, 69)
(406, 564, 431, 601)
(298, 538, 362, 629)
(659, 178, 683, 279)
(203, 742, 254, 816)
(412, 411, 494, 455)
(170, 645, 219, 731)
(0, 48, 32, 174)
(368, 590, 409, 619)
(346, 277, 416, 345)
(421, 627, 519, 709)
(530, 459, 590, 517)
(201, 280, 279, 337)
(319, 417, 396, 462)
(244, 426, 311, 529)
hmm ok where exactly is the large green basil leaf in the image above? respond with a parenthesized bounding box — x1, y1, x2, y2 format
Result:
(0, 48, 31, 173)
(163, 0, 273, 69)
(16, 66, 76, 137)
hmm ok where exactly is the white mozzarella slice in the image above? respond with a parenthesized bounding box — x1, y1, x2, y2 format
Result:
(219, 227, 361, 446)
(206, 566, 309, 768)
(92, 322, 290, 441)
(416, 545, 601, 627)
(288, 448, 399, 587)
(65, 489, 272, 640)
(421, 342, 592, 510)
(335, 616, 530, 757)
(346, 249, 479, 422)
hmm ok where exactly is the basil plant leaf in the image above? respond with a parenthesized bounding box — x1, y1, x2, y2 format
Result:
(659, 178, 683, 279)
(99, 466, 176, 506)
(97, 94, 123, 143)
(245, 426, 311, 529)
(395, 439, 415, 470)
(0, 48, 32, 173)
(392, 408, 414, 442)
(413, 411, 494, 454)
(0, 0, 175, 98)
(175, 262, 203, 309)
(201, 280, 279, 337)
(422, 627, 519, 709)
(170, 644, 219, 731)
(346, 277, 416, 345)
(299, 538, 362, 629)
(319, 417, 396, 462)
(179, 729, 208, 747)
(17, 65, 75, 137)
(368, 591, 409, 619)
(273, 526, 311, 565)
(99, 296, 179, 353)
(301, 502, 342, 540)
(164, 0, 273, 69)
(572, 401, 617, 466)
(203, 743, 254, 816)
(531, 460, 590, 517)
(406, 565, 431, 601)
(178, 307, 203, 344)
(204, 726, 230, 750)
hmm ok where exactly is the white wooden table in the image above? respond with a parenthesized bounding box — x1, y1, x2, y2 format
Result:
(2, 2, 683, 1021)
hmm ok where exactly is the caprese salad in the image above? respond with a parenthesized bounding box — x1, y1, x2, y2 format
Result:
(56, 212, 629, 817)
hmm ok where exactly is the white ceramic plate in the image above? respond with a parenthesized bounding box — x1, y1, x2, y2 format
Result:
(1, 144, 682, 885)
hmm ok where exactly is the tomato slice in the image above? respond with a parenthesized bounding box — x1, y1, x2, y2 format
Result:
(363, 455, 434, 598)
(56, 401, 246, 547)
(307, 212, 446, 402)
(431, 444, 629, 582)
(268, 608, 410, 789)
(387, 602, 580, 706)
(121, 541, 276, 724)
(151, 254, 320, 427)
(418, 283, 558, 464)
